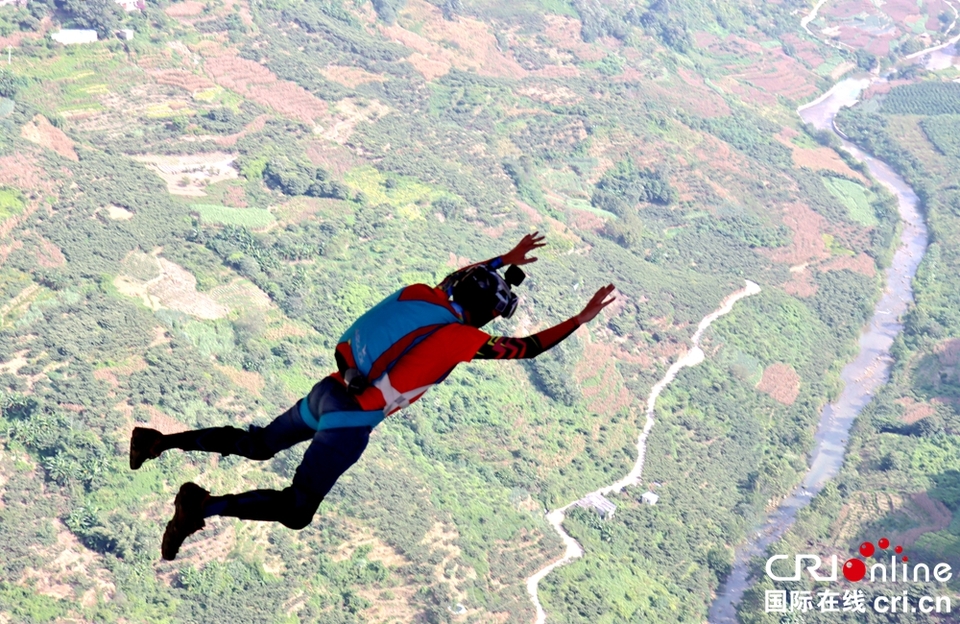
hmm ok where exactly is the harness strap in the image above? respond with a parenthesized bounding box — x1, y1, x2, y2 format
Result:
(298, 397, 385, 431)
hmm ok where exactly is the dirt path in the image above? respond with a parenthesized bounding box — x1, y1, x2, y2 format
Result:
(525, 281, 761, 624)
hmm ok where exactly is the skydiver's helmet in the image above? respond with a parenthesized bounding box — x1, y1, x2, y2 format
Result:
(447, 265, 526, 327)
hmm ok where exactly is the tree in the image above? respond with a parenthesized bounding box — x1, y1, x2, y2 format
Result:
(0, 68, 28, 99)
(57, 0, 124, 38)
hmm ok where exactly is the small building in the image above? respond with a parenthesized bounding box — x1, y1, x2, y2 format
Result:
(575, 492, 616, 519)
(51, 29, 98, 45)
(118, 29, 135, 41)
(641, 491, 659, 506)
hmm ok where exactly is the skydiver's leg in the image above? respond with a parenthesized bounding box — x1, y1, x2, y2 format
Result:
(133, 376, 359, 469)
(162, 426, 371, 558)
(158, 401, 313, 459)
(131, 401, 313, 469)
(203, 425, 371, 529)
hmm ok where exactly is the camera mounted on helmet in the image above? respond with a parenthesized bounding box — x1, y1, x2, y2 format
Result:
(446, 264, 525, 327)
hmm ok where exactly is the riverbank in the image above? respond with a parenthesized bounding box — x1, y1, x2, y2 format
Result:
(707, 76, 929, 621)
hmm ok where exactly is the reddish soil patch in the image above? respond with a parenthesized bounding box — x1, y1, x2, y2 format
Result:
(781, 33, 826, 69)
(204, 56, 327, 126)
(481, 219, 519, 239)
(783, 269, 818, 297)
(514, 201, 543, 224)
(541, 15, 606, 63)
(0, 154, 53, 241)
(776, 129, 869, 182)
(733, 58, 819, 101)
(382, 0, 525, 80)
(935, 338, 960, 366)
(568, 208, 606, 232)
(756, 362, 801, 404)
(165, 1, 205, 17)
(0, 153, 51, 191)
(222, 185, 248, 207)
(214, 363, 264, 396)
(820, 252, 876, 276)
(152, 69, 216, 93)
(214, 113, 270, 147)
(896, 397, 936, 424)
(693, 32, 721, 48)
(20, 115, 78, 161)
(759, 202, 829, 266)
(518, 84, 582, 106)
(821, 0, 948, 54)
(575, 336, 633, 416)
(94, 357, 149, 389)
(863, 78, 911, 101)
(446, 252, 471, 269)
(893, 493, 952, 548)
(135, 404, 188, 435)
(36, 238, 65, 268)
(675, 68, 731, 117)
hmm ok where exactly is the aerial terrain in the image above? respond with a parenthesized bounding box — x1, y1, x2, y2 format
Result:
(0, 0, 957, 622)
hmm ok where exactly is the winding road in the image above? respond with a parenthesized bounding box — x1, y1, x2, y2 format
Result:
(525, 281, 762, 623)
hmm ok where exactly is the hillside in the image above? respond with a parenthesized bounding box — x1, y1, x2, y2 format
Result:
(0, 0, 924, 622)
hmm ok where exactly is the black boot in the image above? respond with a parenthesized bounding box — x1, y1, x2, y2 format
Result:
(130, 427, 164, 470)
(161, 482, 210, 560)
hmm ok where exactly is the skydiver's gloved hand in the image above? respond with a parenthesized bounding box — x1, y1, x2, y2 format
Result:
(500, 231, 546, 266)
(574, 284, 617, 325)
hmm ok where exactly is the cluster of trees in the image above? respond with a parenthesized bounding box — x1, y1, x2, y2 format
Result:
(920, 115, 960, 158)
(881, 82, 960, 116)
(263, 158, 351, 200)
(56, 0, 125, 38)
(591, 158, 677, 216)
(0, 0, 50, 34)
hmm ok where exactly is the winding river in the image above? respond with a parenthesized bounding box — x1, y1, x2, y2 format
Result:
(525, 69, 932, 624)
(707, 77, 930, 621)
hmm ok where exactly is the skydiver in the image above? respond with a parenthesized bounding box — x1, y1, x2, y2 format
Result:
(129, 233, 617, 560)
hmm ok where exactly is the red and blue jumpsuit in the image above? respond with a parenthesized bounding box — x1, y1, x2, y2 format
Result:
(159, 260, 581, 529)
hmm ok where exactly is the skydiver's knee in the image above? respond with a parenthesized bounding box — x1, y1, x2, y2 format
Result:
(241, 425, 277, 460)
(278, 488, 322, 530)
(281, 511, 314, 530)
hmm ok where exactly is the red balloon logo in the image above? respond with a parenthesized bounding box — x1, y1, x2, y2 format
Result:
(843, 558, 866, 582)
(878, 537, 890, 549)
(859, 542, 875, 557)
(895, 545, 903, 554)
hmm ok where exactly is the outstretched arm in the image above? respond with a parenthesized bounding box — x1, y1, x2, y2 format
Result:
(474, 284, 616, 360)
(437, 232, 546, 289)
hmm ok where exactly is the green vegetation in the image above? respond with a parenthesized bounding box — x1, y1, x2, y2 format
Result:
(0, 187, 25, 220)
(0, 0, 905, 622)
(822, 175, 878, 226)
(0, 68, 28, 99)
(920, 114, 960, 157)
(741, 62, 960, 624)
(192, 204, 276, 229)
(881, 82, 960, 115)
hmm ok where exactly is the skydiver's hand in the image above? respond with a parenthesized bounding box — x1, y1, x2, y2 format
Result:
(575, 284, 617, 325)
(500, 232, 546, 266)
